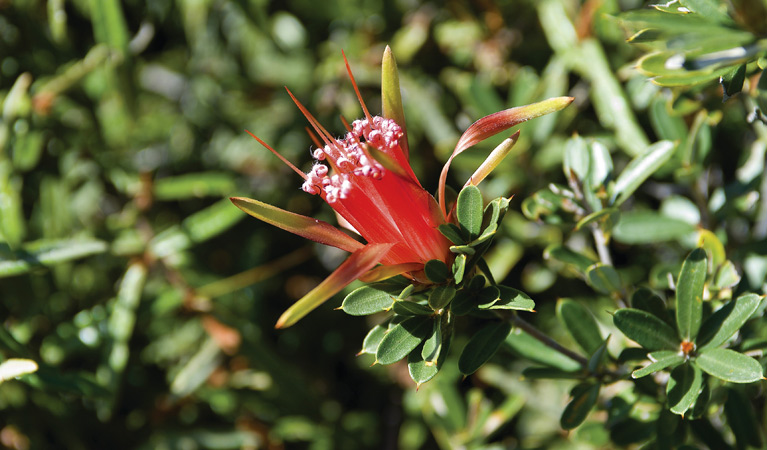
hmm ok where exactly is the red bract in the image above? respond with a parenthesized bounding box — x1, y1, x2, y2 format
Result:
(232, 47, 573, 328)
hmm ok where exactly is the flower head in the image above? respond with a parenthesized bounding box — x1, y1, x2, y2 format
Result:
(232, 47, 573, 328)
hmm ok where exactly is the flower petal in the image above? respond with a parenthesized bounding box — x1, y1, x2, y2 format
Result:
(464, 130, 520, 188)
(276, 243, 395, 328)
(438, 96, 574, 214)
(230, 197, 363, 253)
(382, 46, 409, 159)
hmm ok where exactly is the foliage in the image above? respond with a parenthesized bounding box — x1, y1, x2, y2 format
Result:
(1, 0, 767, 449)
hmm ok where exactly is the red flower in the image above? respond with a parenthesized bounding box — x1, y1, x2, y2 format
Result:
(232, 47, 572, 328)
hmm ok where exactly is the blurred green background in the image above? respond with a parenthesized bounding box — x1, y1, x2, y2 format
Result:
(2, 0, 766, 448)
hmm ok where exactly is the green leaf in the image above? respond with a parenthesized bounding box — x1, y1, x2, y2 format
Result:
(676, 248, 707, 342)
(575, 208, 619, 232)
(721, 64, 746, 101)
(585, 263, 622, 295)
(698, 293, 762, 350)
(667, 363, 704, 416)
(360, 323, 388, 355)
(587, 338, 609, 373)
(392, 300, 433, 316)
(713, 260, 741, 290)
(341, 286, 394, 316)
(0, 238, 108, 278)
(679, 0, 733, 24)
(421, 319, 442, 363)
(408, 347, 439, 386)
(376, 316, 433, 365)
(632, 350, 685, 378)
(694, 348, 763, 383)
(452, 253, 467, 284)
(560, 382, 600, 430)
(424, 259, 450, 283)
(482, 286, 534, 311)
(613, 309, 680, 351)
(428, 286, 456, 310)
(153, 172, 236, 201)
(631, 288, 673, 325)
(544, 244, 596, 272)
(438, 223, 466, 244)
(0, 358, 38, 383)
(458, 321, 512, 375)
(90, 0, 130, 53)
(557, 299, 603, 355)
(613, 211, 696, 244)
(456, 185, 483, 238)
(610, 140, 675, 206)
(563, 135, 590, 182)
(381, 46, 409, 158)
(506, 328, 582, 372)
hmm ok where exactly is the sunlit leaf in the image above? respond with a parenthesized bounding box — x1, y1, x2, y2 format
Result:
(694, 348, 763, 383)
(667, 363, 703, 416)
(557, 299, 603, 356)
(613, 309, 679, 351)
(698, 293, 762, 350)
(610, 141, 675, 206)
(632, 350, 684, 378)
(376, 316, 433, 365)
(341, 286, 395, 316)
(676, 248, 707, 342)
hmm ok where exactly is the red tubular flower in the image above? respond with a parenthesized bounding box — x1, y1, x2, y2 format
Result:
(232, 47, 573, 328)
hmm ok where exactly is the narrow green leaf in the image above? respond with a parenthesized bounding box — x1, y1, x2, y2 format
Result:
(360, 324, 388, 355)
(392, 300, 433, 316)
(153, 172, 236, 201)
(610, 141, 676, 206)
(428, 286, 456, 310)
(695, 348, 763, 383)
(676, 248, 707, 342)
(698, 293, 762, 350)
(506, 328, 582, 371)
(341, 286, 394, 316)
(483, 286, 534, 311)
(376, 316, 432, 365)
(587, 338, 609, 373)
(439, 223, 466, 244)
(613, 309, 680, 351)
(90, 0, 130, 53)
(667, 363, 704, 416)
(560, 382, 600, 430)
(458, 321, 512, 375)
(613, 211, 696, 244)
(586, 263, 622, 295)
(0, 238, 108, 278)
(557, 299, 603, 355)
(721, 63, 747, 101)
(632, 350, 684, 378)
(456, 185, 483, 238)
(544, 244, 596, 272)
(381, 46, 409, 158)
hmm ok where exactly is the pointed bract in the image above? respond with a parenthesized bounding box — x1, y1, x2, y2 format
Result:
(382, 45, 409, 159)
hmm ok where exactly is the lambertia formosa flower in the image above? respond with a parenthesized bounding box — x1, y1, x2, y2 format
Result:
(231, 47, 573, 328)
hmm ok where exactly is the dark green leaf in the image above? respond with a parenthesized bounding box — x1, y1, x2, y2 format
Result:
(438, 223, 466, 245)
(376, 317, 433, 365)
(632, 350, 685, 378)
(452, 253, 467, 284)
(724, 388, 763, 448)
(428, 286, 456, 310)
(667, 363, 704, 416)
(556, 299, 603, 355)
(587, 337, 609, 373)
(544, 244, 596, 272)
(360, 324, 388, 355)
(458, 321, 512, 375)
(698, 293, 761, 350)
(631, 288, 673, 325)
(560, 382, 600, 430)
(475, 285, 501, 308)
(506, 328, 582, 372)
(421, 319, 442, 363)
(694, 348, 763, 383)
(676, 248, 707, 342)
(424, 259, 450, 283)
(610, 141, 675, 206)
(456, 185, 483, 238)
(392, 300, 433, 316)
(483, 286, 534, 311)
(613, 309, 680, 351)
(341, 286, 394, 316)
(408, 347, 439, 386)
(721, 64, 746, 101)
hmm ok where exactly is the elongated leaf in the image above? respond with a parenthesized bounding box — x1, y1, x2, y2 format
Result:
(456, 185, 483, 238)
(632, 350, 684, 378)
(695, 348, 763, 383)
(586, 263, 622, 295)
(464, 131, 520, 188)
(392, 300, 433, 316)
(557, 299, 603, 355)
(0, 238, 108, 278)
(458, 321, 512, 375)
(381, 45, 409, 158)
(483, 286, 534, 311)
(154, 172, 236, 200)
(667, 363, 704, 416)
(698, 293, 762, 350)
(613, 211, 696, 244)
(560, 382, 600, 429)
(506, 328, 582, 371)
(230, 197, 363, 253)
(341, 286, 395, 316)
(544, 244, 596, 272)
(276, 243, 394, 328)
(376, 316, 433, 365)
(676, 248, 707, 342)
(360, 324, 388, 355)
(421, 319, 442, 363)
(610, 141, 675, 206)
(631, 288, 673, 326)
(428, 286, 456, 310)
(613, 309, 679, 351)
